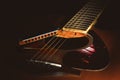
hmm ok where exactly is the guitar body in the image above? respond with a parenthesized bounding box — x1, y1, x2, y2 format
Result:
(18, 30, 109, 75)
(63, 30, 109, 70)
(17, 0, 109, 75)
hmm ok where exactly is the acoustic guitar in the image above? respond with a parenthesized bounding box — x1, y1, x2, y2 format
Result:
(18, 0, 109, 75)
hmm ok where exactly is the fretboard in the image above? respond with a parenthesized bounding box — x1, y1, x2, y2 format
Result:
(63, 0, 106, 33)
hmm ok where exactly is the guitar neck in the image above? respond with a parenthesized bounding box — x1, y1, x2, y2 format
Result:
(63, 0, 106, 33)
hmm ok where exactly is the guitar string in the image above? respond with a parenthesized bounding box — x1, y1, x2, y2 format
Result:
(40, 38, 64, 60)
(38, 2, 94, 61)
(37, 1, 97, 60)
(39, 2, 102, 60)
(46, 39, 67, 61)
(31, 3, 90, 60)
(30, 36, 56, 60)
(35, 37, 61, 60)
(42, 2, 103, 61)
(31, 1, 100, 61)
(35, 3, 91, 60)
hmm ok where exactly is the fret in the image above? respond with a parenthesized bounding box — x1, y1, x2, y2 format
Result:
(63, 2, 91, 28)
(63, 0, 105, 32)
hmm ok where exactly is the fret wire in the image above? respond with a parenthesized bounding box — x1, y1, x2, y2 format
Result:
(62, 3, 103, 28)
(64, 8, 87, 28)
(63, 2, 94, 28)
(71, 8, 102, 30)
(71, 15, 93, 29)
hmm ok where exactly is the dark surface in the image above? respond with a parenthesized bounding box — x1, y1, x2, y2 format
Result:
(2, 0, 120, 80)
